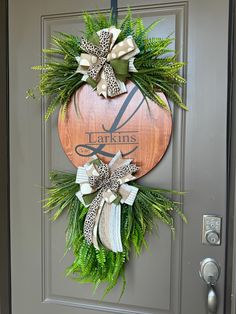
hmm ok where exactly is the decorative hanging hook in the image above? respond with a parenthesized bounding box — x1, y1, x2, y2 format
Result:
(111, 0, 118, 24)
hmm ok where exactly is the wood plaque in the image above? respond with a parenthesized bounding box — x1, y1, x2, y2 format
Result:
(58, 81, 172, 178)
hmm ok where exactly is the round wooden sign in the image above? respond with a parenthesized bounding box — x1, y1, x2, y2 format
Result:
(58, 81, 172, 178)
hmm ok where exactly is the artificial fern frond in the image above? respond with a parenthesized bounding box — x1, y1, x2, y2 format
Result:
(30, 10, 186, 118)
(44, 170, 186, 298)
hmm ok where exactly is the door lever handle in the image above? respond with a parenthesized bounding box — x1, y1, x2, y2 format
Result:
(207, 283, 217, 313)
(199, 258, 221, 313)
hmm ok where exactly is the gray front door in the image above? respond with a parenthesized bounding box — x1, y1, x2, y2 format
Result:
(9, 0, 228, 313)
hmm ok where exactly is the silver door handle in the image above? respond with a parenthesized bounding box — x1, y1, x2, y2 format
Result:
(199, 258, 221, 313)
(207, 283, 217, 313)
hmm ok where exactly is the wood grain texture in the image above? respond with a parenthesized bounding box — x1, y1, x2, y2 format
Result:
(58, 81, 172, 178)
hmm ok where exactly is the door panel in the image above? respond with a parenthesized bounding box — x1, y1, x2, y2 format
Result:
(9, 1, 228, 314)
(43, 7, 179, 313)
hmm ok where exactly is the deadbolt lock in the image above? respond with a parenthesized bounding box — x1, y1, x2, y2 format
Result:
(202, 215, 222, 246)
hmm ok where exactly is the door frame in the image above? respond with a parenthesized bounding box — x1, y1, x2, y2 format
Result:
(226, 0, 236, 312)
(0, 0, 11, 313)
(1, 0, 236, 313)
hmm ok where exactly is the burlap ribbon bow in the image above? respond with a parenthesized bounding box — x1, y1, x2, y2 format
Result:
(76, 26, 140, 98)
(75, 151, 139, 252)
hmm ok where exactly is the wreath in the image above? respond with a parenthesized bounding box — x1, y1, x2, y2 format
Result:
(30, 10, 187, 299)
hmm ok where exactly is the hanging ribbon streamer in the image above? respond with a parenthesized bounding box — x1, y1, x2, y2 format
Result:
(75, 26, 140, 98)
(75, 151, 139, 252)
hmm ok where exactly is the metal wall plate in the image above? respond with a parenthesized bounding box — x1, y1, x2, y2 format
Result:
(202, 215, 222, 245)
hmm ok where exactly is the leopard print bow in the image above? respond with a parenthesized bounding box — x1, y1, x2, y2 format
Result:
(80, 32, 121, 97)
(75, 151, 139, 252)
(76, 26, 140, 98)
